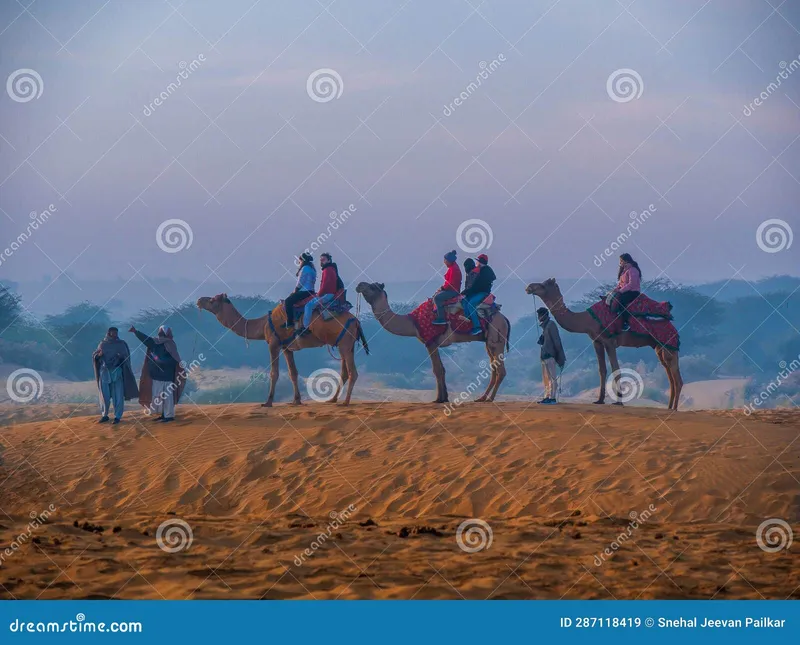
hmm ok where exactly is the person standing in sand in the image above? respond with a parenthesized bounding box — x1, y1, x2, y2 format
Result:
(537, 307, 565, 405)
(92, 326, 139, 424)
(129, 325, 186, 422)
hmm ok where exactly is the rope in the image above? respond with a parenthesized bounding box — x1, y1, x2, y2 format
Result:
(244, 318, 249, 349)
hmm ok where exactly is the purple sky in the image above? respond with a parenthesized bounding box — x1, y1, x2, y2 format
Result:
(1, 0, 798, 299)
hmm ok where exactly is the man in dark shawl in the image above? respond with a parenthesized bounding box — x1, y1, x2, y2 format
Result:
(129, 324, 186, 422)
(92, 326, 139, 424)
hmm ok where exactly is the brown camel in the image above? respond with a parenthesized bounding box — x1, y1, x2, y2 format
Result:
(196, 294, 368, 406)
(355, 282, 510, 404)
(525, 279, 683, 410)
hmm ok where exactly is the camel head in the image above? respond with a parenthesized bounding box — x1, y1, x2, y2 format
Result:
(196, 293, 230, 315)
(355, 282, 386, 306)
(525, 278, 562, 303)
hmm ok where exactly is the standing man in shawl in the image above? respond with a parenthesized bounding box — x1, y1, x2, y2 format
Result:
(129, 325, 185, 422)
(92, 327, 139, 424)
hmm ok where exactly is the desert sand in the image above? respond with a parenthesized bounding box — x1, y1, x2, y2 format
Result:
(0, 402, 798, 599)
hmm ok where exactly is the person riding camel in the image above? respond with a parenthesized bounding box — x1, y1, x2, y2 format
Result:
(613, 253, 642, 330)
(433, 250, 462, 325)
(282, 253, 316, 330)
(300, 252, 345, 335)
(461, 253, 496, 335)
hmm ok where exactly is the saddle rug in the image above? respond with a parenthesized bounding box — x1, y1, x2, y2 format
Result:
(409, 298, 497, 346)
(588, 294, 680, 351)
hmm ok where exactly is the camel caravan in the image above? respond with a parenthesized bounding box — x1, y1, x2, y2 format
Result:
(197, 250, 683, 411)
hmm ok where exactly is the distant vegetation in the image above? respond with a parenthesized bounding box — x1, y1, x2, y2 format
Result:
(1, 277, 798, 407)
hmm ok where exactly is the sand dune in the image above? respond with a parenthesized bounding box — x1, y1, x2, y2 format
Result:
(1, 403, 798, 599)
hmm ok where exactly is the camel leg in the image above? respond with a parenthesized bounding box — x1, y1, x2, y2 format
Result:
(340, 345, 358, 406)
(667, 351, 683, 411)
(475, 349, 497, 403)
(656, 347, 676, 410)
(487, 344, 507, 401)
(262, 341, 280, 407)
(428, 346, 448, 403)
(283, 350, 302, 405)
(606, 344, 624, 406)
(593, 341, 607, 404)
(329, 358, 348, 404)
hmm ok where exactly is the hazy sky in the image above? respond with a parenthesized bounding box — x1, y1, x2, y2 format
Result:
(1, 0, 798, 299)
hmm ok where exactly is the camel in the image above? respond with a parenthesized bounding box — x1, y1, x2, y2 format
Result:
(355, 282, 511, 404)
(525, 279, 683, 410)
(196, 294, 368, 406)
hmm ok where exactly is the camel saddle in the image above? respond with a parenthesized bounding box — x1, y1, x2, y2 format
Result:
(445, 294, 500, 318)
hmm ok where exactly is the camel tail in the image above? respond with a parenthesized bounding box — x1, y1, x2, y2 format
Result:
(357, 322, 370, 355)
(506, 318, 511, 354)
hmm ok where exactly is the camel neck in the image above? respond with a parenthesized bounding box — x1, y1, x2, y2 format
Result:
(545, 297, 581, 333)
(372, 297, 418, 337)
(219, 304, 267, 340)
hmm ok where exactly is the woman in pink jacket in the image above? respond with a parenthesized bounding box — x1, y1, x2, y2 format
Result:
(614, 253, 642, 329)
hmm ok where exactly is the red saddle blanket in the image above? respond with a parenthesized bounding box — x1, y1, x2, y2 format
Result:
(409, 299, 490, 345)
(588, 294, 680, 351)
